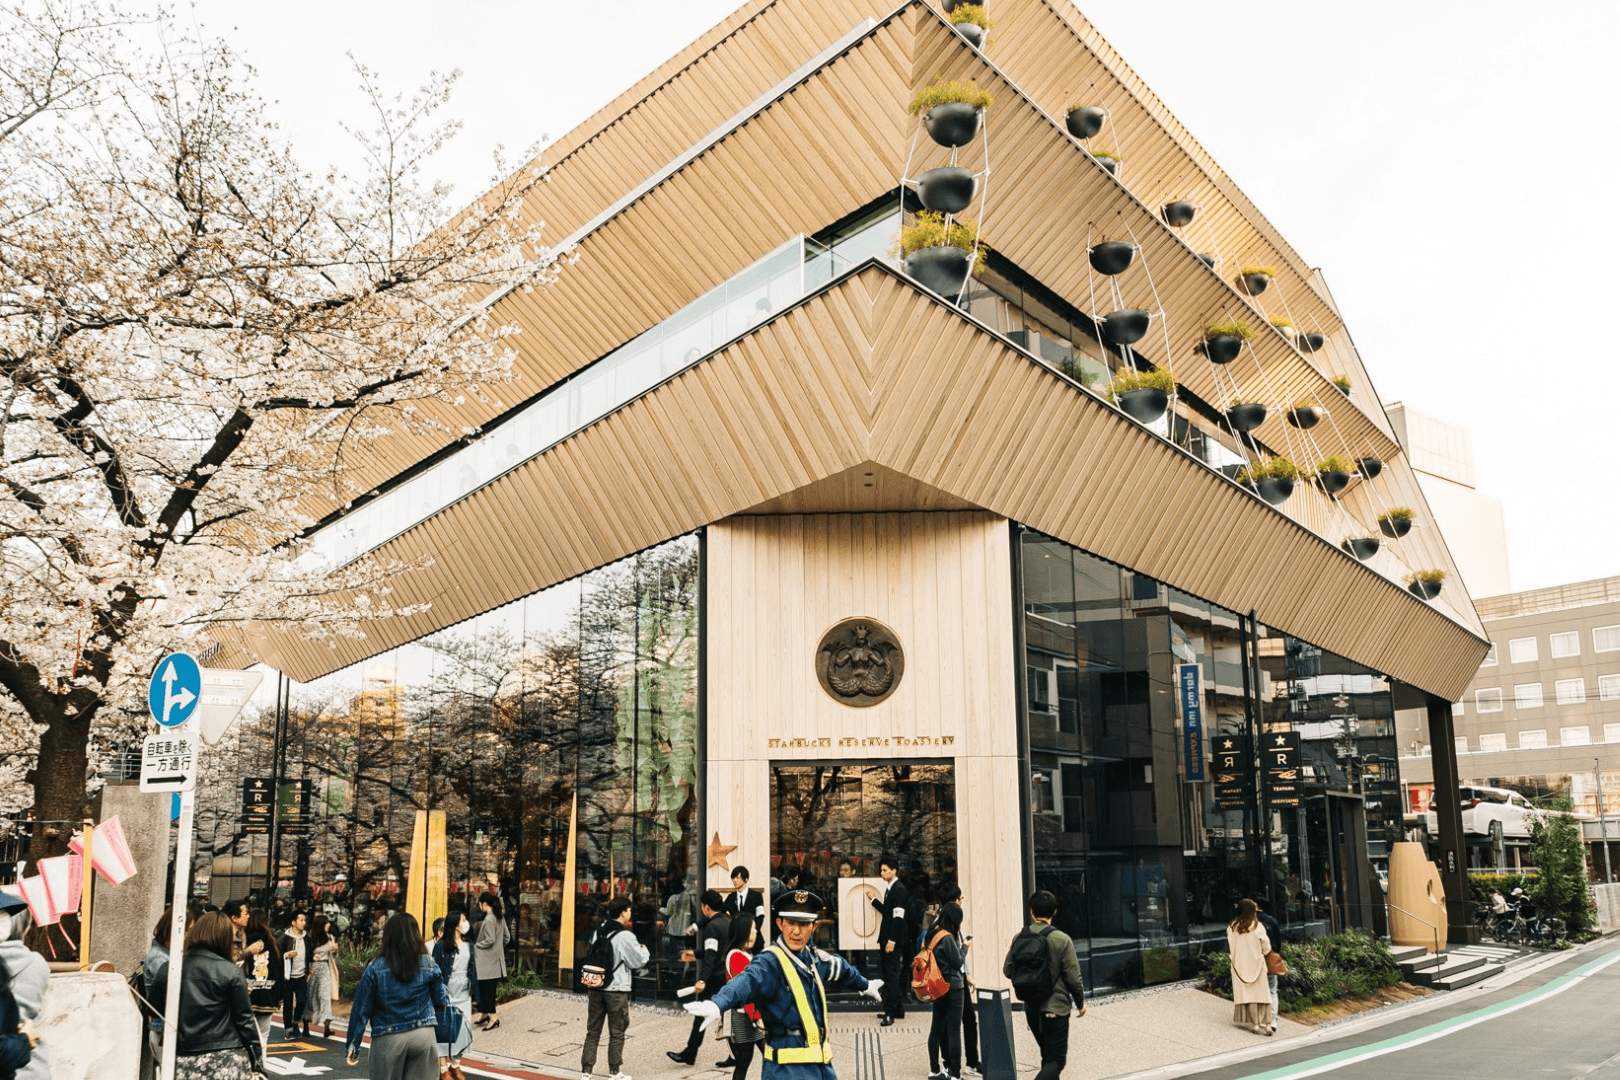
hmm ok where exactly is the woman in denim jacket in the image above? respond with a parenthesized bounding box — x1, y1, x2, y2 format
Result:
(345, 913, 448, 1078)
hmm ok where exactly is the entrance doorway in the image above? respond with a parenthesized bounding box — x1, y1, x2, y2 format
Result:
(769, 762, 957, 982)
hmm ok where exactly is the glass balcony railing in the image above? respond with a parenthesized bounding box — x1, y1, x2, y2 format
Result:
(311, 212, 901, 567)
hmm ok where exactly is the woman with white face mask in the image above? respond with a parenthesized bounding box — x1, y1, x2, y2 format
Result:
(431, 911, 475, 1079)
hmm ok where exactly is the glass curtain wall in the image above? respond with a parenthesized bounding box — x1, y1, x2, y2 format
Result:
(1019, 527, 1399, 991)
(279, 534, 700, 997)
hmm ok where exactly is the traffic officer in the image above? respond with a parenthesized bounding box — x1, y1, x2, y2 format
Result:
(685, 890, 883, 1080)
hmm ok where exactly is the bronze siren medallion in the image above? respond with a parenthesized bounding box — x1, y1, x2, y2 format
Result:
(816, 618, 903, 707)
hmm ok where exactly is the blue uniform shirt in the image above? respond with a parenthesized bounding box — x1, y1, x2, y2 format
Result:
(708, 938, 870, 1080)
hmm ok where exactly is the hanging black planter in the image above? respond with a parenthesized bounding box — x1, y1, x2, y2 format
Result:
(953, 21, 986, 47)
(904, 245, 972, 299)
(1101, 308, 1150, 346)
(916, 167, 977, 215)
(1298, 332, 1326, 353)
(1287, 405, 1323, 430)
(1203, 334, 1243, 364)
(1341, 537, 1381, 561)
(1162, 201, 1196, 228)
(1238, 271, 1271, 296)
(1316, 469, 1351, 495)
(1196, 253, 1217, 269)
(1088, 240, 1135, 276)
(1334, 381, 1351, 396)
(1093, 153, 1120, 176)
(1409, 579, 1443, 600)
(1226, 403, 1268, 433)
(924, 102, 983, 148)
(1065, 105, 1106, 140)
(1117, 388, 1169, 424)
(1356, 457, 1384, 479)
(1254, 477, 1294, 506)
(941, 0, 969, 11)
(1379, 515, 1413, 539)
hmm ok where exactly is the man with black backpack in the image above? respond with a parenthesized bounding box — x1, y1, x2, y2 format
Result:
(1003, 891, 1085, 1080)
(580, 898, 650, 1080)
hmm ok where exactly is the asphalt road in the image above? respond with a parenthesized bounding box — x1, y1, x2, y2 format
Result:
(1175, 939, 1620, 1080)
(260, 1027, 550, 1079)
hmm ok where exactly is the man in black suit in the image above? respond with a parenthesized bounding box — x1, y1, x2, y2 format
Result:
(668, 890, 731, 1065)
(725, 865, 764, 933)
(870, 855, 914, 1025)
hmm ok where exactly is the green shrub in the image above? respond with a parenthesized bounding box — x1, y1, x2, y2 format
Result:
(1379, 506, 1414, 524)
(949, 3, 991, 29)
(1205, 320, 1255, 340)
(1091, 148, 1121, 162)
(1236, 456, 1298, 484)
(337, 943, 379, 999)
(1314, 455, 1355, 476)
(1202, 930, 1403, 1014)
(1238, 264, 1276, 278)
(1110, 367, 1175, 395)
(1410, 569, 1446, 585)
(497, 957, 547, 1003)
(900, 211, 983, 274)
(1332, 375, 1352, 391)
(909, 79, 993, 115)
(1469, 872, 1537, 908)
(1269, 316, 1294, 329)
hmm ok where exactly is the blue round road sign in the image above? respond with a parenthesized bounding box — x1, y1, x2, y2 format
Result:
(149, 652, 202, 728)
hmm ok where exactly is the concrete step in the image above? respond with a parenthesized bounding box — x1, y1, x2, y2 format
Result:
(1399, 951, 1443, 976)
(1388, 945, 1430, 966)
(1434, 961, 1504, 991)
(1411, 953, 1488, 987)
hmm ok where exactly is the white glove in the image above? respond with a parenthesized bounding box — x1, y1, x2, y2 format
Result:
(684, 999, 722, 1031)
(861, 979, 884, 1002)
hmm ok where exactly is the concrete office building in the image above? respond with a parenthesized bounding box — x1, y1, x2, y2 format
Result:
(220, 0, 1491, 990)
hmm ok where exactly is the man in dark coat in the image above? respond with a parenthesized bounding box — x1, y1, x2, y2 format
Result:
(668, 890, 731, 1065)
(870, 855, 914, 1025)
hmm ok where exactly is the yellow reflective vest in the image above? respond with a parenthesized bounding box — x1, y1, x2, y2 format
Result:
(761, 945, 833, 1065)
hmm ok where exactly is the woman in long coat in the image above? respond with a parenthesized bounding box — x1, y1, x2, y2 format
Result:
(1225, 898, 1273, 1035)
(472, 893, 508, 1031)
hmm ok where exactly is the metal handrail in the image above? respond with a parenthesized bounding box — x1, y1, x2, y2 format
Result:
(1387, 901, 1441, 955)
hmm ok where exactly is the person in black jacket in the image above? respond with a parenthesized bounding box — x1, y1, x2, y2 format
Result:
(925, 903, 967, 1080)
(148, 911, 266, 1079)
(871, 855, 915, 1025)
(725, 866, 764, 934)
(667, 890, 731, 1066)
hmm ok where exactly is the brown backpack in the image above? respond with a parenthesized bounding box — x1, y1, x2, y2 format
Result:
(910, 930, 951, 1002)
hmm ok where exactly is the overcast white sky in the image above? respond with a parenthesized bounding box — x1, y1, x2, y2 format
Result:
(186, 0, 1620, 597)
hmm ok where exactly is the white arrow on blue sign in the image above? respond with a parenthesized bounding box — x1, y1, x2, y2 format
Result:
(148, 652, 202, 728)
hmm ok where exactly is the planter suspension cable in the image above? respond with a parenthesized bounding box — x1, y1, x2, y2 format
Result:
(1120, 218, 1182, 444)
(958, 96, 995, 308)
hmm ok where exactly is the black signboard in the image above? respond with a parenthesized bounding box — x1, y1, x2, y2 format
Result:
(1262, 731, 1303, 808)
(1211, 734, 1251, 809)
(278, 779, 314, 836)
(242, 777, 274, 835)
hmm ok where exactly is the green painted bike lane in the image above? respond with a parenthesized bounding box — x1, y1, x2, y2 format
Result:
(1178, 940, 1620, 1080)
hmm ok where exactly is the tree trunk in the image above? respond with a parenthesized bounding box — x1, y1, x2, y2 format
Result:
(30, 698, 98, 857)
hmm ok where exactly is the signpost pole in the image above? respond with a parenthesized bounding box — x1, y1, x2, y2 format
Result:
(78, 817, 95, 969)
(159, 741, 197, 1080)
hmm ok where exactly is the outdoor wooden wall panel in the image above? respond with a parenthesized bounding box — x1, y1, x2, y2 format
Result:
(248, 267, 1483, 702)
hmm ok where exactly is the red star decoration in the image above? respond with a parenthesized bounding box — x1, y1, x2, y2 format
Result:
(707, 831, 738, 870)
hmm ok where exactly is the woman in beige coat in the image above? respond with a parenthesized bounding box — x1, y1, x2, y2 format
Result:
(1226, 898, 1273, 1035)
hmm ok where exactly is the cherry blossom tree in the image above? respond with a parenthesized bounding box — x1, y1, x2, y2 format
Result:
(0, 1, 560, 851)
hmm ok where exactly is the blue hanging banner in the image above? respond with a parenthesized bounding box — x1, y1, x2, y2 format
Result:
(1179, 663, 1205, 781)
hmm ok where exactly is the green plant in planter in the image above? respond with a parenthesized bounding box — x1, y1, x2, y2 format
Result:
(1235, 456, 1298, 484)
(1291, 400, 1322, 413)
(909, 79, 994, 115)
(1379, 507, 1414, 526)
(1333, 375, 1352, 392)
(1090, 148, 1121, 162)
(1312, 455, 1355, 477)
(1109, 367, 1175, 396)
(899, 211, 983, 273)
(1269, 316, 1294, 330)
(949, 3, 991, 29)
(1410, 569, 1446, 586)
(1238, 265, 1276, 279)
(1205, 319, 1254, 340)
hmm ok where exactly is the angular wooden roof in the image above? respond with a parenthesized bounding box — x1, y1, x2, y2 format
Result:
(245, 263, 1487, 699)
